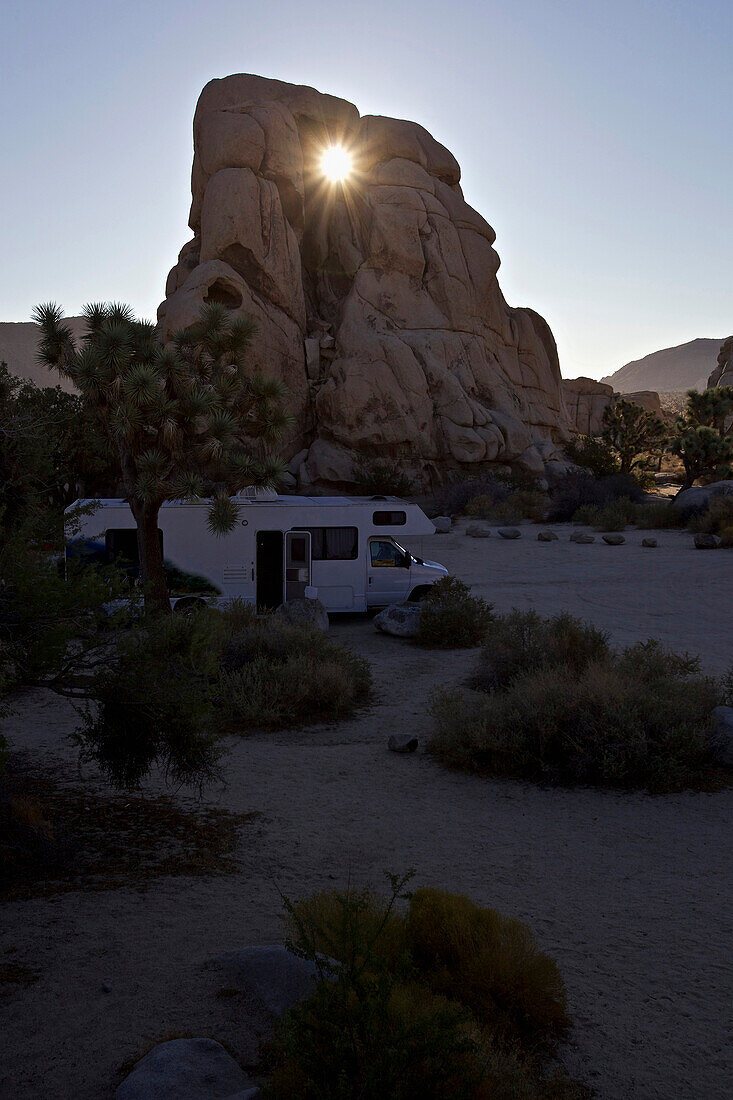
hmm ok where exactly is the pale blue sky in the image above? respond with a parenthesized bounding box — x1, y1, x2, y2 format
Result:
(1, 0, 730, 378)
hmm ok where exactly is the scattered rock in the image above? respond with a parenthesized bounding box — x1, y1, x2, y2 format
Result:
(273, 598, 329, 631)
(641, 537, 658, 548)
(466, 524, 491, 538)
(497, 528, 521, 539)
(388, 735, 419, 753)
(694, 533, 721, 550)
(374, 603, 423, 638)
(209, 946, 318, 1018)
(712, 706, 733, 767)
(537, 531, 558, 542)
(102, 982, 112, 994)
(602, 534, 625, 545)
(115, 1038, 252, 1100)
(569, 532, 595, 544)
(432, 516, 452, 534)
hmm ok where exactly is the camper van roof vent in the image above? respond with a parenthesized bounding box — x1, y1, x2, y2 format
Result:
(237, 486, 279, 501)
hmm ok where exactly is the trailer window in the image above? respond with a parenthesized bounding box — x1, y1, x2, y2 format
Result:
(294, 526, 358, 560)
(105, 528, 163, 569)
(373, 510, 406, 526)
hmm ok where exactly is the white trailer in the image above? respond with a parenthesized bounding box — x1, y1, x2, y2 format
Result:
(65, 489, 448, 613)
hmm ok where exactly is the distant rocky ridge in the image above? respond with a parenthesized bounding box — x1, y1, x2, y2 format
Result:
(0, 319, 86, 392)
(601, 338, 723, 394)
(158, 73, 575, 487)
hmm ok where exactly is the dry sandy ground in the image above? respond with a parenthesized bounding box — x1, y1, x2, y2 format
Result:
(1, 522, 731, 1099)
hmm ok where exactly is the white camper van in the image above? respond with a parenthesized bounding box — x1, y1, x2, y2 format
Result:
(65, 489, 448, 613)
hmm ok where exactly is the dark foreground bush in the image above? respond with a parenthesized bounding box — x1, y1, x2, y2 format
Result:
(79, 603, 372, 787)
(548, 473, 644, 522)
(430, 617, 727, 791)
(415, 577, 494, 649)
(263, 873, 588, 1100)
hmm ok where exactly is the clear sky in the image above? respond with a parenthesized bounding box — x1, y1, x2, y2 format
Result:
(1, 0, 730, 378)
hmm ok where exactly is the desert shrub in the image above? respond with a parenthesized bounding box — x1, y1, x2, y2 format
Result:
(218, 617, 372, 730)
(634, 500, 685, 529)
(548, 472, 643, 522)
(466, 489, 548, 523)
(687, 493, 733, 536)
(76, 610, 227, 788)
(430, 471, 543, 519)
(472, 610, 610, 692)
(572, 496, 638, 531)
(564, 435, 619, 478)
(415, 577, 494, 649)
(353, 455, 414, 497)
(430, 628, 725, 791)
(263, 874, 586, 1100)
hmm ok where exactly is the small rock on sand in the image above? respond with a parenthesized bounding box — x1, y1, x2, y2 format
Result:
(642, 537, 658, 548)
(388, 735, 419, 753)
(570, 532, 595, 544)
(433, 516, 452, 533)
(374, 604, 422, 637)
(209, 946, 318, 1018)
(694, 533, 721, 550)
(537, 531, 558, 541)
(602, 534, 625, 545)
(466, 523, 491, 538)
(497, 528, 521, 539)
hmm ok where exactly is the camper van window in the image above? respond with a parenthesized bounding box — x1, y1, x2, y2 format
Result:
(372, 510, 407, 526)
(294, 526, 358, 560)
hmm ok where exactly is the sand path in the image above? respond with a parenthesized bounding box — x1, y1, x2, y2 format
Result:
(1, 522, 731, 1099)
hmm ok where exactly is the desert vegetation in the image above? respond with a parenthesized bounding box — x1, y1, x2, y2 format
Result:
(414, 577, 494, 649)
(262, 872, 590, 1099)
(429, 610, 730, 792)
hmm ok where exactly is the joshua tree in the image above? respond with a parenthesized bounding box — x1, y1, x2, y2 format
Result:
(670, 425, 733, 492)
(600, 398, 668, 478)
(683, 386, 733, 438)
(34, 302, 290, 612)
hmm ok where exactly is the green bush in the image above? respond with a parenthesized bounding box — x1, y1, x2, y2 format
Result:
(263, 874, 587, 1100)
(353, 455, 415, 497)
(572, 496, 638, 530)
(218, 614, 372, 730)
(415, 577, 494, 649)
(548, 473, 644, 522)
(564, 435, 620, 478)
(634, 500, 685, 529)
(429, 620, 726, 791)
(472, 610, 610, 692)
(687, 493, 733, 536)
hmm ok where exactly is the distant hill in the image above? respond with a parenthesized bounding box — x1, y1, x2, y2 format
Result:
(601, 338, 723, 393)
(0, 319, 86, 392)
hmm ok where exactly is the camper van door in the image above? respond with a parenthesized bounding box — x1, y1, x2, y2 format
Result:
(366, 536, 413, 606)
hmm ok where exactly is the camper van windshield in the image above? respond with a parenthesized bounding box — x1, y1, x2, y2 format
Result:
(293, 526, 358, 560)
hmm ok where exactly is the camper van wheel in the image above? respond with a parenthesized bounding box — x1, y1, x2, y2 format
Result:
(173, 597, 208, 615)
(407, 585, 431, 603)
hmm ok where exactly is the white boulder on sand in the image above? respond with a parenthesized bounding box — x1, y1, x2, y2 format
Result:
(675, 480, 733, 512)
(114, 1038, 254, 1100)
(273, 598, 329, 631)
(208, 946, 319, 1018)
(373, 603, 423, 637)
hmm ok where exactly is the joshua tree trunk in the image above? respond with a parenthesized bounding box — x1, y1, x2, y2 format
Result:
(132, 500, 170, 613)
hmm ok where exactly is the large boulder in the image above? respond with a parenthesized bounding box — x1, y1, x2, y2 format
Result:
(675, 481, 733, 514)
(708, 336, 733, 388)
(115, 1038, 252, 1100)
(159, 74, 574, 485)
(209, 946, 319, 1017)
(561, 377, 614, 436)
(273, 597, 329, 632)
(373, 603, 423, 637)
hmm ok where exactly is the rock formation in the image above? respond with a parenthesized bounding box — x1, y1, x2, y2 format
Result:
(561, 377, 614, 436)
(0, 319, 86, 392)
(708, 336, 733, 388)
(159, 74, 574, 487)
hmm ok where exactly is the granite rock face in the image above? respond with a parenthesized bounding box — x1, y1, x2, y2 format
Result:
(159, 74, 574, 487)
(709, 336, 733, 389)
(561, 377, 614, 436)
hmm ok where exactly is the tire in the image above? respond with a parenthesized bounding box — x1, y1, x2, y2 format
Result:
(407, 586, 431, 603)
(172, 596, 208, 615)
